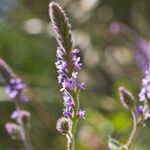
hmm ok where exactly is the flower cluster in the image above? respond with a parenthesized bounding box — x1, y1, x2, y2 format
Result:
(5, 77, 28, 102)
(137, 68, 150, 119)
(5, 110, 30, 139)
(55, 47, 85, 118)
(139, 69, 150, 101)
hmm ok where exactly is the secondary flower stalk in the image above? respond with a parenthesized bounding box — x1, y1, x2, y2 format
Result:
(0, 58, 32, 150)
(109, 22, 150, 150)
(110, 78, 150, 150)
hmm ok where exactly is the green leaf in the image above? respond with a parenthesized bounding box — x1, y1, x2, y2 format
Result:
(108, 136, 128, 150)
(108, 136, 121, 150)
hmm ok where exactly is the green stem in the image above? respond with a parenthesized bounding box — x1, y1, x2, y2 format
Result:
(69, 90, 80, 150)
(70, 119, 76, 149)
(125, 110, 139, 149)
(19, 119, 33, 150)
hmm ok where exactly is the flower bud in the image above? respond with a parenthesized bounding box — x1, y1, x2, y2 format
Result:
(11, 110, 30, 124)
(5, 123, 20, 139)
(56, 117, 72, 135)
(118, 87, 135, 109)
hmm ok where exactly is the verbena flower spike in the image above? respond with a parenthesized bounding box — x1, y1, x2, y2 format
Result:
(0, 58, 32, 150)
(49, 2, 85, 150)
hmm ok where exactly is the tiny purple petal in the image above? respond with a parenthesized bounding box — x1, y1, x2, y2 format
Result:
(9, 90, 18, 99)
(62, 77, 78, 91)
(145, 111, 150, 119)
(55, 60, 67, 71)
(78, 110, 85, 119)
(135, 105, 143, 117)
(10, 78, 16, 84)
(71, 48, 80, 54)
(56, 47, 64, 59)
(20, 95, 28, 103)
(63, 108, 71, 117)
(5, 78, 28, 102)
(78, 82, 85, 90)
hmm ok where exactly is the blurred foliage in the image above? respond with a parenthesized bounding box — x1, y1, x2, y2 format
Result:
(0, 0, 150, 150)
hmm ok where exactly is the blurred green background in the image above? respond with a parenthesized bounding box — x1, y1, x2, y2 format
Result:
(0, 0, 150, 149)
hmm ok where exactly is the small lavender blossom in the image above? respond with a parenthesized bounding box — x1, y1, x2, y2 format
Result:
(63, 93, 73, 117)
(135, 105, 144, 118)
(5, 77, 27, 101)
(70, 48, 82, 72)
(63, 93, 73, 109)
(78, 110, 85, 119)
(145, 111, 150, 119)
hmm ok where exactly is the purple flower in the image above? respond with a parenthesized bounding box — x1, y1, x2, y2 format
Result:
(139, 68, 150, 101)
(63, 94, 73, 109)
(145, 111, 150, 119)
(20, 95, 28, 103)
(138, 68, 150, 120)
(56, 47, 64, 59)
(78, 82, 85, 90)
(55, 60, 67, 71)
(62, 93, 73, 117)
(63, 108, 72, 117)
(135, 105, 143, 117)
(61, 77, 78, 91)
(5, 77, 27, 100)
(78, 110, 85, 119)
(70, 49, 82, 72)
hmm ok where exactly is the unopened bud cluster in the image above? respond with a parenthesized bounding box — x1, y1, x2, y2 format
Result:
(5, 110, 30, 139)
(118, 87, 135, 109)
(56, 117, 72, 135)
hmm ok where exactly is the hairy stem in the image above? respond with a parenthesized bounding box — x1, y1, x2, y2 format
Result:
(19, 118, 32, 150)
(125, 110, 139, 149)
(69, 91, 80, 150)
(70, 119, 77, 150)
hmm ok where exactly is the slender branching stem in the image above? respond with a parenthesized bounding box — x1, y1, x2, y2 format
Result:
(68, 90, 80, 150)
(125, 110, 138, 149)
(19, 118, 32, 150)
